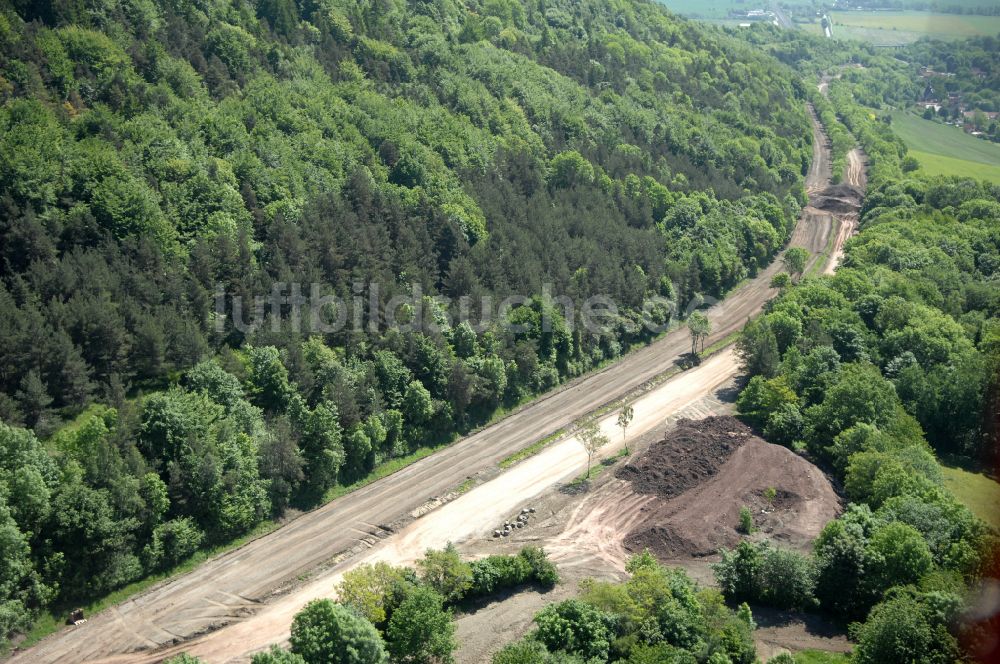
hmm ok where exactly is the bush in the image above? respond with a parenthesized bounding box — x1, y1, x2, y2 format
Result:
(467, 548, 558, 598)
(143, 518, 204, 571)
(289, 599, 388, 664)
(416, 544, 472, 603)
(386, 586, 455, 664)
(851, 590, 959, 664)
(738, 506, 754, 534)
(491, 640, 553, 664)
(534, 599, 615, 661)
(519, 546, 560, 589)
(468, 554, 531, 597)
(714, 540, 817, 610)
(251, 646, 306, 663)
(763, 403, 803, 447)
(757, 546, 817, 610)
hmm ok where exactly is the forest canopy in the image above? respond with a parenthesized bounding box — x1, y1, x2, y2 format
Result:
(0, 0, 816, 645)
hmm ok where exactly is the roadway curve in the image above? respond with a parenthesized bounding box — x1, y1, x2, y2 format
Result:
(11, 105, 855, 664)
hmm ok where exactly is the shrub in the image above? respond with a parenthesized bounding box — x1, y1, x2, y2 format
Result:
(289, 599, 387, 664)
(143, 518, 204, 571)
(738, 506, 754, 534)
(534, 599, 615, 661)
(386, 586, 455, 664)
(519, 546, 560, 589)
(714, 540, 817, 610)
(468, 554, 531, 597)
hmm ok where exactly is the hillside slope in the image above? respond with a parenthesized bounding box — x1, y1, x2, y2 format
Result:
(0, 0, 814, 647)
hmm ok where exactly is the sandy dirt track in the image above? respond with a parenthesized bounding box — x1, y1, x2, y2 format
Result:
(92, 351, 740, 664)
(12, 107, 859, 664)
(824, 148, 867, 274)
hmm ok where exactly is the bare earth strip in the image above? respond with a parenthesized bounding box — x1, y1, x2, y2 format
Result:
(12, 106, 858, 664)
(824, 148, 867, 275)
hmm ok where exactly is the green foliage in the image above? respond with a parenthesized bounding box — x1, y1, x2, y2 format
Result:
(416, 543, 472, 604)
(714, 540, 817, 610)
(534, 599, 615, 662)
(782, 247, 809, 280)
(735, 317, 781, 378)
(519, 546, 560, 589)
(289, 599, 388, 664)
(687, 312, 711, 355)
(385, 586, 455, 664)
(143, 518, 204, 571)
(0, 0, 994, 655)
(491, 640, 559, 664)
(163, 655, 204, 664)
(251, 646, 306, 664)
(726, 66, 1000, 653)
(506, 554, 757, 663)
(468, 553, 531, 597)
(738, 506, 755, 534)
(803, 363, 901, 457)
(337, 562, 412, 628)
(736, 375, 798, 431)
(0, 0, 822, 639)
(850, 589, 960, 664)
(548, 151, 595, 189)
(867, 522, 934, 594)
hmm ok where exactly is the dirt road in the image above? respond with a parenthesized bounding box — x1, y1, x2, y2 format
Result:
(824, 148, 867, 274)
(12, 108, 856, 664)
(96, 352, 742, 664)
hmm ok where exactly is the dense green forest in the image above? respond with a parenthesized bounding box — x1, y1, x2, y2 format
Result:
(480, 69, 1000, 664)
(2, 0, 998, 660)
(726, 40, 1000, 661)
(478, 25, 1000, 664)
(0, 0, 818, 644)
(732, 171, 1000, 661)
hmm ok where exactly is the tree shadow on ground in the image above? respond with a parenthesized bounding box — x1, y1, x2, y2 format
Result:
(749, 604, 849, 639)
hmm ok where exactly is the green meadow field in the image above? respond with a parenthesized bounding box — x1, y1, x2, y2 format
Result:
(941, 464, 1000, 530)
(830, 11, 1000, 44)
(654, 0, 749, 19)
(655, 0, 814, 20)
(891, 111, 1000, 184)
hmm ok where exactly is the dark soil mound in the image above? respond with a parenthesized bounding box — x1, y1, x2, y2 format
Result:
(625, 525, 713, 558)
(814, 184, 863, 213)
(748, 487, 801, 511)
(615, 416, 753, 500)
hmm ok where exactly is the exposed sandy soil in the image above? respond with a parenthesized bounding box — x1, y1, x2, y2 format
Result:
(11, 106, 863, 664)
(454, 386, 740, 663)
(824, 148, 867, 275)
(80, 352, 739, 664)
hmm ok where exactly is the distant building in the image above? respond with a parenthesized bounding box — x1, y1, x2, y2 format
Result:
(964, 110, 999, 121)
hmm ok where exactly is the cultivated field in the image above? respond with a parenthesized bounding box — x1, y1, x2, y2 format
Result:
(891, 111, 1000, 183)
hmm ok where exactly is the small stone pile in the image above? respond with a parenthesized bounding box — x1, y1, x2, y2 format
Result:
(493, 506, 536, 538)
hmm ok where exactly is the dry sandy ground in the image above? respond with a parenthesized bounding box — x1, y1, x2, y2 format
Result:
(11, 107, 862, 664)
(824, 148, 867, 275)
(88, 352, 740, 664)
